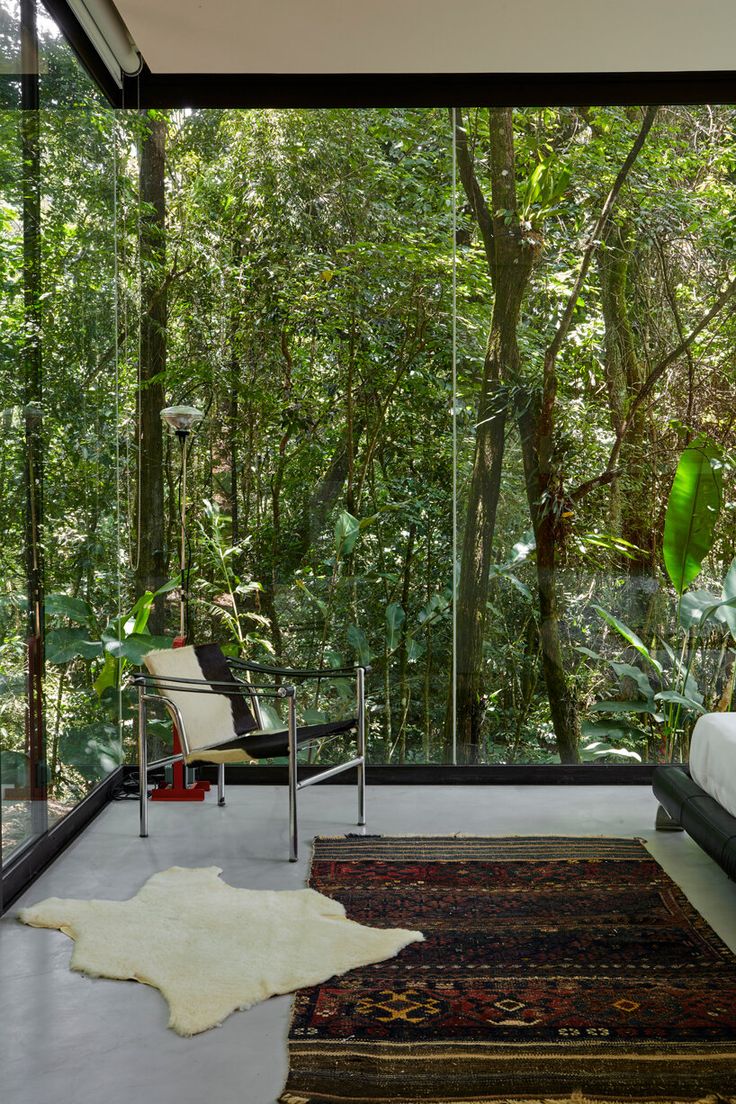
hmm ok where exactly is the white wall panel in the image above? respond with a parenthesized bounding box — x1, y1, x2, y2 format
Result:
(114, 0, 736, 76)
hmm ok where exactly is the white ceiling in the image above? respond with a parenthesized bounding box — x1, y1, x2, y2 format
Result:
(114, 0, 736, 75)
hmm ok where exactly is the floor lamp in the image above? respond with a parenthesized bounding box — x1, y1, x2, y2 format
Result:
(151, 404, 205, 802)
(160, 404, 203, 645)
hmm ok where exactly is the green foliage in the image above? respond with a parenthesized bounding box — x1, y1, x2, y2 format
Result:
(4, 58, 736, 815)
(591, 606, 663, 675)
(194, 499, 269, 652)
(61, 723, 122, 782)
(663, 443, 723, 595)
(347, 625, 373, 666)
(45, 628, 102, 663)
(585, 559, 736, 760)
(520, 154, 571, 223)
(45, 594, 94, 624)
(335, 511, 360, 558)
(94, 586, 177, 696)
(385, 603, 405, 651)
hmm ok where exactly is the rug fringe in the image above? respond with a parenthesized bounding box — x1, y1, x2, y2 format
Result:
(499, 1097, 736, 1104)
(312, 833, 644, 841)
(280, 1095, 736, 1104)
(488, 1097, 736, 1104)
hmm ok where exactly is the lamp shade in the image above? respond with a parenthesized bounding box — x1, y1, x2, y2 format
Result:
(160, 405, 204, 434)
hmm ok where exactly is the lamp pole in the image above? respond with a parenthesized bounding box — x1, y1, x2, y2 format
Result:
(152, 405, 207, 803)
(160, 405, 203, 645)
(176, 427, 189, 642)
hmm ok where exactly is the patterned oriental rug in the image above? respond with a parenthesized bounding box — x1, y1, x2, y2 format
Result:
(280, 836, 736, 1104)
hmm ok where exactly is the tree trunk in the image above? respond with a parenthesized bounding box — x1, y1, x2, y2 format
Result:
(447, 108, 535, 763)
(229, 353, 239, 544)
(598, 221, 655, 628)
(136, 112, 167, 634)
(423, 526, 433, 760)
(517, 400, 580, 763)
(227, 238, 243, 545)
(306, 421, 363, 554)
(598, 223, 630, 536)
(397, 523, 416, 763)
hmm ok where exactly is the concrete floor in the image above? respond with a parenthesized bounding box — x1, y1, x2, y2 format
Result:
(1, 784, 735, 1104)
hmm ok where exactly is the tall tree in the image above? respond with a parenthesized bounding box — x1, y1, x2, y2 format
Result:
(448, 108, 537, 762)
(136, 111, 167, 632)
(450, 106, 659, 762)
(598, 219, 657, 627)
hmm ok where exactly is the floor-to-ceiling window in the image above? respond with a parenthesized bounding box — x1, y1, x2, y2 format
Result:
(0, 0, 35, 862)
(158, 104, 736, 771)
(1, 0, 123, 870)
(453, 106, 736, 768)
(162, 108, 456, 767)
(4, 1, 736, 887)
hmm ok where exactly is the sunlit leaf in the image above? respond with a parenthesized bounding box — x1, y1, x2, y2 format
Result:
(45, 628, 102, 664)
(385, 602, 405, 651)
(654, 689, 705, 714)
(45, 594, 94, 625)
(93, 654, 118, 698)
(592, 605, 663, 674)
(347, 625, 372, 666)
(663, 443, 723, 594)
(722, 556, 736, 637)
(335, 511, 360, 558)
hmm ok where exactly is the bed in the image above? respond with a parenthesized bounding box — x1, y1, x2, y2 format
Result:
(652, 712, 736, 881)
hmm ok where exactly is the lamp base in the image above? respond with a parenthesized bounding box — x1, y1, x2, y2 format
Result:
(150, 786, 207, 801)
(150, 760, 210, 801)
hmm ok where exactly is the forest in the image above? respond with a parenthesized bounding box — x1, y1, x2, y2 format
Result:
(3, 12, 736, 849)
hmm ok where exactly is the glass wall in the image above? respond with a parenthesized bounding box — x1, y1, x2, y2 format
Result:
(156, 107, 454, 767)
(452, 106, 736, 766)
(4, 0, 736, 865)
(0, 0, 36, 861)
(169, 105, 736, 770)
(1, 0, 123, 867)
(37, 0, 123, 817)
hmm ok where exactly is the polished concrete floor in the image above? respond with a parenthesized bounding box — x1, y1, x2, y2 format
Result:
(2, 784, 736, 1104)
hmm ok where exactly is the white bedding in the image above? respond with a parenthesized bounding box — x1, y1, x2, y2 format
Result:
(689, 712, 736, 819)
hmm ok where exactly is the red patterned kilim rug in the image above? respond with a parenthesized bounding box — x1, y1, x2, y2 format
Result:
(280, 836, 736, 1104)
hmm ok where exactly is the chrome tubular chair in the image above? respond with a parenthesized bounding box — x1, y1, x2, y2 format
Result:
(133, 644, 367, 861)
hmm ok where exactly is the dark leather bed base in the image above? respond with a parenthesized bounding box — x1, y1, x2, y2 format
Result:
(653, 765, 736, 881)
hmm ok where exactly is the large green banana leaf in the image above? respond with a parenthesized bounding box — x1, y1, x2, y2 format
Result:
(663, 444, 723, 595)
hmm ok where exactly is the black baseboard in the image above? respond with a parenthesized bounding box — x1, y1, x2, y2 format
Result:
(1, 766, 124, 914)
(193, 763, 655, 786)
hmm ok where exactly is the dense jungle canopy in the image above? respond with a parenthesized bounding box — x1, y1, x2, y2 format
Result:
(3, 17, 736, 837)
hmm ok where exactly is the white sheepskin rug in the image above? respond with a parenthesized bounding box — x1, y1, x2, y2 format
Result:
(18, 865, 423, 1036)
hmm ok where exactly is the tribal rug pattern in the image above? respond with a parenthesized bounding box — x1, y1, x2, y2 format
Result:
(280, 836, 736, 1103)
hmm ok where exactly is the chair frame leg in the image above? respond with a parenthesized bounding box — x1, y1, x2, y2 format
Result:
(138, 686, 148, 838)
(137, 676, 363, 861)
(357, 665, 366, 826)
(288, 690, 298, 862)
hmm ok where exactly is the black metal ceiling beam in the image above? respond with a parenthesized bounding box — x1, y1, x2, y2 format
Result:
(123, 67, 736, 110)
